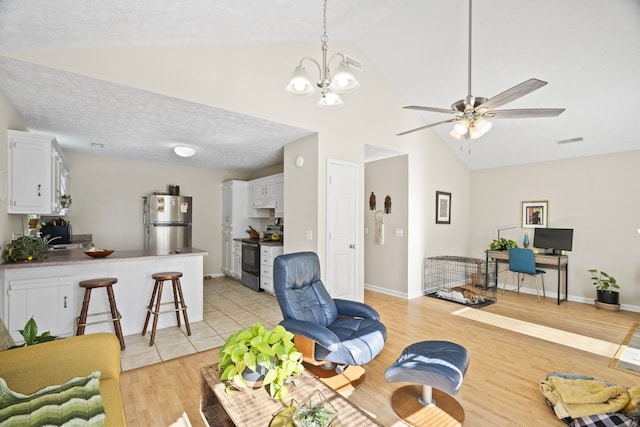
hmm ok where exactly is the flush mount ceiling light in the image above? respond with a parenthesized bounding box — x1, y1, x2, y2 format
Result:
(285, 0, 362, 108)
(173, 146, 195, 157)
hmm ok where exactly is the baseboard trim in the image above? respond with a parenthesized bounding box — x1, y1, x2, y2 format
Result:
(364, 283, 407, 299)
(366, 282, 640, 313)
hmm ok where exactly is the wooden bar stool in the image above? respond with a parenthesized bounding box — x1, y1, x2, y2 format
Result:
(76, 278, 126, 350)
(142, 271, 191, 346)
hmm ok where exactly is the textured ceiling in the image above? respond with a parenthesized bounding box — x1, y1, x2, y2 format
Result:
(0, 0, 639, 171)
(0, 56, 313, 171)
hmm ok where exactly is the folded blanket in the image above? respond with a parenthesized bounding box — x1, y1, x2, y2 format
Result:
(540, 376, 630, 419)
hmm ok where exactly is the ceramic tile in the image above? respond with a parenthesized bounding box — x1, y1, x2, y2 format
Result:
(120, 276, 282, 371)
(121, 350, 162, 371)
(158, 342, 197, 361)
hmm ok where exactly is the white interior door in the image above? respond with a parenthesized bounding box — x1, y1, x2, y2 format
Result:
(326, 159, 358, 300)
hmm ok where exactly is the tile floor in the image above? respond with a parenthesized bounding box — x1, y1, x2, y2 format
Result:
(120, 275, 283, 371)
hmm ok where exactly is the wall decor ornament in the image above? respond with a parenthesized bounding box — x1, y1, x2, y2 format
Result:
(369, 192, 376, 210)
(522, 200, 548, 228)
(384, 195, 392, 214)
(436, 191, 451, 224)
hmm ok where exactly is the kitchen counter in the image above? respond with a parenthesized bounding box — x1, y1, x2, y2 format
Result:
(0, 247, 208, 269)
(234, 238, 283, 246)
(0, 248, 208, 342)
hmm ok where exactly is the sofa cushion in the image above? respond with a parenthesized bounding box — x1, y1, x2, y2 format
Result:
(0, 371, 105, 426)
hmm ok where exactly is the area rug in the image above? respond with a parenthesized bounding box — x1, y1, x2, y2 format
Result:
(452, 307, 620, 358)
(610, 322, 640, 375)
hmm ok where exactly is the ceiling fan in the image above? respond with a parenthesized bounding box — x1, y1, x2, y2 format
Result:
(398, 0, 565, 139)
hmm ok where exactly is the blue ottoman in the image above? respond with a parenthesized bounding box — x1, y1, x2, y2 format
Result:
(385, 341, 469, 426)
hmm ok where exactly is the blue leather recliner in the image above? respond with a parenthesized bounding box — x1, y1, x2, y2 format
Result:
(273, 252, 387, 368)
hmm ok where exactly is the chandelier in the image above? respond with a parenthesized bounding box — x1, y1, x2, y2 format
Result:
(285, 0, 362, 108)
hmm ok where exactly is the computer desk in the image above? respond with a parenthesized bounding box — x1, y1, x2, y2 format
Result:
(485, 250, 569, 305)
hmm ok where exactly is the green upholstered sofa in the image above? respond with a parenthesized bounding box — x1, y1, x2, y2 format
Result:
(0, 326, 126, 426)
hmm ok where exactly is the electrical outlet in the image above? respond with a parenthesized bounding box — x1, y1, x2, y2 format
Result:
(396, 228, 403, 237)
(305, 230, 313, 240)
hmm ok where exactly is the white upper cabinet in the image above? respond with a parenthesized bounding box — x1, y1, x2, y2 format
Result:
(7, 130, 69, 215)
(250, 173, 284, 215)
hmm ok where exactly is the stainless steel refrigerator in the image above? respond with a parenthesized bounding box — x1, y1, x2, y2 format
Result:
(143, 195, 192, 251)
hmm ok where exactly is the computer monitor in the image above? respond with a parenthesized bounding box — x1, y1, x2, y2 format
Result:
(533, 228, 574, 254)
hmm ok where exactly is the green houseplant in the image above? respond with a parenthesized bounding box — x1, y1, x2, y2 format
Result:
(489, 238, 518, 251)
(2, 234, 52, 262)
(9, 317, 58, 349)
(588, 269, 620, 305)
(218, 322, 305, 399)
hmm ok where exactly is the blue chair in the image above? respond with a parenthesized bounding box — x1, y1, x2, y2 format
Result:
(505, 247, 546, 301)
(273, 252, 387, 374)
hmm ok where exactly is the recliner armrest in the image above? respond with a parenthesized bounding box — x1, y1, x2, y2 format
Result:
(334, 299, 380, 320)
(279, 319, 341, 352)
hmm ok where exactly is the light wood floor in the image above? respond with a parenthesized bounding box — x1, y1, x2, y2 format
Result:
(120, 286, 638, 426)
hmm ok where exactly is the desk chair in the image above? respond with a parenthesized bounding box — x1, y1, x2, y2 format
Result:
(504, 247, 546, 302)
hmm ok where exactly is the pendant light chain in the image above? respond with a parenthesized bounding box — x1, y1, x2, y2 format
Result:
(321, 0, 328, 44)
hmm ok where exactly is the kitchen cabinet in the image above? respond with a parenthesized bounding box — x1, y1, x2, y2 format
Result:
(3, 272, 74, 342)
(232, 240, 242, 279)
(0, 250, 206, 340)
(7, 130, 69, 215)
(260, 244, 283, 295)
(221, 180, 259, 278)
(274, 178, 284, 218)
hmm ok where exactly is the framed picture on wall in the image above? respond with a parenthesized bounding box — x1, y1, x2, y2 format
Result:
(436, 191, 451, 224)
(522, 200, 548, 228)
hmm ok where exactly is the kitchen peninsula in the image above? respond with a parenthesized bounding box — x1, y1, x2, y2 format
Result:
(0, 248, 207, 343)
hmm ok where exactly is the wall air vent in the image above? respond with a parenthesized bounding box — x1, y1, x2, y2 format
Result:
(557, 137, 584, 145)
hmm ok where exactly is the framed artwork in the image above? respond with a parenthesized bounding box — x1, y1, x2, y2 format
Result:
(522, 201, 548, 228)
(436, 191, 451, 224)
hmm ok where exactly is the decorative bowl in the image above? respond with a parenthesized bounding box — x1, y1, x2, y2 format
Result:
(84, 249, 114, 258)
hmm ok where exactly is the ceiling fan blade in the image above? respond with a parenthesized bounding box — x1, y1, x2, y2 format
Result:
(488, 108, 565, 119)
(477, 78, 548, 111)
(397, 118, 458, 136)
(403, 105, 457, 114)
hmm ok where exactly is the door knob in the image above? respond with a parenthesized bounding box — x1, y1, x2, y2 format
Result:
(349, 244, 356, 249)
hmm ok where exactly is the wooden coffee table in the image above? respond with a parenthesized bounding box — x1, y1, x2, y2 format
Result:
(200, 364, 382, 426)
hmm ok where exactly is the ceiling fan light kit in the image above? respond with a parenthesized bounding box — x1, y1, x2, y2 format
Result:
(398, 0, 565, 139)
(285, 0, 361, 108)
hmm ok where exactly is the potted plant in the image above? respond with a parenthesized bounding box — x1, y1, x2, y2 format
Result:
(2, 234, 52, 262)
(218, 322, 305, 399)
(489, 238, 518, 251)
(8, 317, 58, 349)
(588, 269, 620, 306)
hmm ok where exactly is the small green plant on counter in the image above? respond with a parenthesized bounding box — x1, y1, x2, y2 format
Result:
(218, 322, 305, 399)
(2, 234, 52, 262)
(588, 269, 620, 292)
(9, 317, 58, 349)
(489, 238, 518, 251)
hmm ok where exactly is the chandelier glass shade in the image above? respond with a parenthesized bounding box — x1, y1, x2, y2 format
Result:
(285, 0, 360, 108)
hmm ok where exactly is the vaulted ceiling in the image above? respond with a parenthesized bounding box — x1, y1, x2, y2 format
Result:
(0, 0, 638, 171)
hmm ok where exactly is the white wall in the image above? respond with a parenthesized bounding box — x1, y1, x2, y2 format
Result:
(469, 151, 640, 308)
(60, 152, 254, 275)
(364, 155, 408, 296)
(1, 44, 472, 299)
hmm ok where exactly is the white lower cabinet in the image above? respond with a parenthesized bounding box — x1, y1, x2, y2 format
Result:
(1, 253, 206, 342)
(5, 274, 74, 342)
(260, 245, 283, 295)
(232, 241, 242, 280)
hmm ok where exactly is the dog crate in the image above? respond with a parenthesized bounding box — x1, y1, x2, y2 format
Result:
(423, 255, 496, 307)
